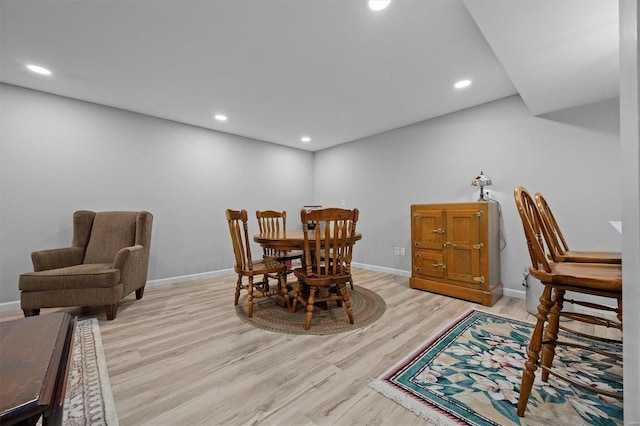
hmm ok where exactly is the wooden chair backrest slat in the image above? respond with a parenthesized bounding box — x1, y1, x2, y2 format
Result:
(514, 187, 553, 274)
(535, 192, 570, 259)
(226, 209, 253, 271)
(256, 210, 287, 233)
(256, 210, 289, 257)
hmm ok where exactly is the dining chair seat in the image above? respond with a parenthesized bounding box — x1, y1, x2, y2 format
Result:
(551, 249, 622, 264)
(265, 250, 304, 263)
(319, 250, 354, 289)
(537, 261, 622, 291)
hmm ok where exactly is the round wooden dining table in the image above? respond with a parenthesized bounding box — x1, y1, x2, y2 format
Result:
(253, 230, 362, 251)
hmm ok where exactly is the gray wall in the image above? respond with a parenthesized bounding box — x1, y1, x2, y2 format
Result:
(0, 84, 622, 305)
(314, 95, 622, 297)
(0, 85, 623, 304)
(0, 83, 314, 304)
(620, 0, 640, 419)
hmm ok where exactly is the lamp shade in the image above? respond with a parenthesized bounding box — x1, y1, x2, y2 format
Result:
(471, 171, 492, 188)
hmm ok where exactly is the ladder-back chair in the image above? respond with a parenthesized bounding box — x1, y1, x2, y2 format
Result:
(226, 209, 290, 317)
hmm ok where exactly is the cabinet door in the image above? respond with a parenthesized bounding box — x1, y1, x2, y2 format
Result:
(413, 250, 445, 279)
(444, 209, 482, 285)
(411, 208, 444, 250)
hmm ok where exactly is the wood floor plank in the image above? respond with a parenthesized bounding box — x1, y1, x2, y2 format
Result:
(0, 268, 621, 425)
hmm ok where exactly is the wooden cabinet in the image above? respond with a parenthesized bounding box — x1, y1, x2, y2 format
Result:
(410, 202, 502, 306)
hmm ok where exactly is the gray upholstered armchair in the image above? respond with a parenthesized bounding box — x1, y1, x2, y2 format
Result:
(19, 210, 153, 320)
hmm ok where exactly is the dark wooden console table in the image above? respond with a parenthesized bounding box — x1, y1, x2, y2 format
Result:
(0, 312, 76, 426)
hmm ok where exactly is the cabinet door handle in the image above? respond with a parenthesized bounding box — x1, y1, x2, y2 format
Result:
(431, 228, 445, 234)
(443, 242, 457, 248)
(432, 263, 446, 269)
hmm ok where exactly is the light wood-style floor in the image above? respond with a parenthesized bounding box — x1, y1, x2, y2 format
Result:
(0, 268, 620, 425)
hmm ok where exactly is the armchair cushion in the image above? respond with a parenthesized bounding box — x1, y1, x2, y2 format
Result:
(19, 263, 120, 291)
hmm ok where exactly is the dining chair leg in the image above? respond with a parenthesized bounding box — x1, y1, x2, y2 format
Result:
(340, 284, 354, 324)
(278, 272, 291, 310)
(234, 275, 242, 305)
(304, 285, 317, 330)
(617, 297, 622, 323)
(247, 276, 255, 318)
(517, 285, 554, 417)
(541, 289, 563, 382)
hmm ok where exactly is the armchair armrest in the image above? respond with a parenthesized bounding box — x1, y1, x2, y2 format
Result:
(113, 245, 143, 270)
(113, 245, 146, 295)
(31, 247, 85, 272)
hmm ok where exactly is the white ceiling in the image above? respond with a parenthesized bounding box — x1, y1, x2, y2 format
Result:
(0, 0, 619, 152)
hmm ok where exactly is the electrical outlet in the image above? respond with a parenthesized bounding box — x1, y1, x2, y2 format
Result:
(394, 247, 400, 255)
(484, 190, 491, 200)
(400, 247, 406, 256)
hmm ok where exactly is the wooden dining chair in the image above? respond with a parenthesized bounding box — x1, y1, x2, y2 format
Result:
(513, 187, 622, 418)
(535, 192, 621, 264)
(255, 210, 303, 275)
(226, 209, 290, 317)
(292, 207, 359, 330)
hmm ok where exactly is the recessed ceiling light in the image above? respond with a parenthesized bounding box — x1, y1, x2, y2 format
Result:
(367, 0, 391, 11)
(454, 79, 472, 89)
(301, 136, 311, 143)
(26, 64, 52, 75)
(214, 114, 228, 121)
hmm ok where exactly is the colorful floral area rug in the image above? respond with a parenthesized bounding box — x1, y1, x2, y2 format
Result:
(369, 310, 623, 426)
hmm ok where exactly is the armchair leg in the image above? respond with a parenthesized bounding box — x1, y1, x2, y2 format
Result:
(105, 303, 118, 320)
(23, 308, 40, 317)
(136, 286, 145, 300)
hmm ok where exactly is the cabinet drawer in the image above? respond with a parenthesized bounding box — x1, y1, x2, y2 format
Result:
(413, 250, 445, 279)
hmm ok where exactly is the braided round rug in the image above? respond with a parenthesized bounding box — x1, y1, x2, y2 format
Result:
(235, 285, 386, 335)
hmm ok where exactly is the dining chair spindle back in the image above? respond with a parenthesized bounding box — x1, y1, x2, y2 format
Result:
(292, 207, 359, 330)
(226, 209, 290, 317)
(535, 192, 621, 264)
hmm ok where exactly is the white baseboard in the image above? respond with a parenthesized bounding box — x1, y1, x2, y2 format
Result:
(352, 263, 526, 300)
(504, 288, 526, 299)
(351, 262, 411, 277)
(1, 265, 526, 313)
(0, 300, 21, 312)
(145, 268, 235, 288)
(0, 269, 236, 313)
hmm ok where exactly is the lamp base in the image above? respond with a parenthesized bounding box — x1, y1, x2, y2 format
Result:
(478, 186, 487, 201)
